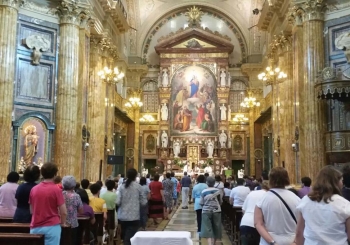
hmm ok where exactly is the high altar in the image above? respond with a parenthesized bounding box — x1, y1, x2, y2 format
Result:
(149, 7, 236, 176)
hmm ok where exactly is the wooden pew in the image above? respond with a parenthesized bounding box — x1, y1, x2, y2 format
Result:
(91, 212, 104, 245)
(0, 233, 44, 245)
(78, 216, 91, 245)
(0, 216, 90, 245)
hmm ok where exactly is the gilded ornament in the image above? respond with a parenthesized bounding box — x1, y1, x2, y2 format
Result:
(185, 6, 204, 26)
(23, 35, 50, 65)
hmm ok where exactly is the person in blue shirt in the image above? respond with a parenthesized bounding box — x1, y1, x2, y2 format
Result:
(192, 175, 208, 236)
(170, 172, 178, 207)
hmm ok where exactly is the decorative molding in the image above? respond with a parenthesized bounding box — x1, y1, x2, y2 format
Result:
(20, 1, 55, 16)
(23, 35, 50, 65)
(0, 0, 22, 9)
(56, 1, 91, 26)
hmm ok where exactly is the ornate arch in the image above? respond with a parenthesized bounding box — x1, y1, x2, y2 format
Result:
(141, 6, 248, 65)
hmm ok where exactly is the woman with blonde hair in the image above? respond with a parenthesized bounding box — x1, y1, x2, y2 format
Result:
(294, 166, 350, 245)
(254, 167, 300, 245)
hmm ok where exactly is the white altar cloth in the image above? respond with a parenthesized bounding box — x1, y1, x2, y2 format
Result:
(131, 231, 193, 245)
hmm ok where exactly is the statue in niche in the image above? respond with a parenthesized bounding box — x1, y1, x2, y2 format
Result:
(219, 130, 227, 148)
(220, 69, 226, 87)
(23, 125, 39, 165)
(220, 104, 227, 121)
(161, 103, 168, 121)
(162, 68, 169, 87)
(161, 131, 168, 148)
(146, 134, 156, 152)
(173, 139, 181, 158)
(206, 139, 214, 158)
(233, 135, 243, 153)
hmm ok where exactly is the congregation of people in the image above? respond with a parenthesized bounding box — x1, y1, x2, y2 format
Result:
(1, 162, 350, 245)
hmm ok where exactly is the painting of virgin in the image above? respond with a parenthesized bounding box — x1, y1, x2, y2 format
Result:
(171, 65, 218, 135)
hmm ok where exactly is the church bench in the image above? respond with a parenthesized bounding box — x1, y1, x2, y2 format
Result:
(91, 212, 104, 245)
(0, 233, 44, 245)
(0, 216, 91, 245)
(0, 223, 71, 245)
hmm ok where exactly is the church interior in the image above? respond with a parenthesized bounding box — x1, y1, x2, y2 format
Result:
(0, 0, 350, 185)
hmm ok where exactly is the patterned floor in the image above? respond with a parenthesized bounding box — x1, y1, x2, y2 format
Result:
(162, 204, 231, 245)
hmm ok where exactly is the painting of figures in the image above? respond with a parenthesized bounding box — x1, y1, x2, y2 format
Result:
(171, 65, 217, 135)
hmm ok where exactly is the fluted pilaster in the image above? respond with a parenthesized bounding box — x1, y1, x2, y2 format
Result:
(0, 0, 20, 181)
(134, 109, 140, 170)
(86, 37, 106, 182)
(54, 1, 88, 178)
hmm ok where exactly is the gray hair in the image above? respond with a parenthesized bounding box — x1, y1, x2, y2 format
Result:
(62, 175, 76, 190)
(206, 177, 215, 187)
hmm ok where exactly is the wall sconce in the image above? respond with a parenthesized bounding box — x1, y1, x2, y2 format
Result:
(292, 143, 299, 152)
(83, 142, 89, 151)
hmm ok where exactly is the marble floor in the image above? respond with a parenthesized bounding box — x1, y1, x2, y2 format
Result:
(162, 204, 231, 245)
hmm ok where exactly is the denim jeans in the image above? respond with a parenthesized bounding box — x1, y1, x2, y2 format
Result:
(120, 220, 140, 245)
(240, 225, 260, 245)
(30, 224, 61, 245)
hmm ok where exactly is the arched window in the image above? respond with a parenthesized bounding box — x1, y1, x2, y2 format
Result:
(230, 80, 247, 113)
(142, 80, 158, 113)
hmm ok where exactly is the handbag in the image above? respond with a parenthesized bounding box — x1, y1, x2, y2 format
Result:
(270, 190, 297, 224)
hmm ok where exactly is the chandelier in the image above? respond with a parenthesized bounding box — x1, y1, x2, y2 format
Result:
(240, 97, 260, 108)
(258, 66, 287, 86)
(140, 114, 155, 122)
(232, 114, 249, 123)
(97, 66, 124, 84)
(124, 89, 143, 109)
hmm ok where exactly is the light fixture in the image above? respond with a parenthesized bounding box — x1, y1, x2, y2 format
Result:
(258, 66, 287, 86)
(240, 96, 260, 108)
(97, 66, 124, 84)
(140, 114, 155, 122)
(232, 114, 249, 123)
(124, 89, 143, 109)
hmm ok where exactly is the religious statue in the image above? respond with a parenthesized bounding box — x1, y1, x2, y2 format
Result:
(162, 68, 169, 87)
(238, 169, 244, 178)
(219, 130, 227, 148)
(23, 125, 39, 164)
(161, 131, 168, 148)
(173, 139, 181, 158)
(220, 104, 227, 121)
(161, 103, 168, 121)
(220, 69, 226, 87)
(206, 139, 214, 158)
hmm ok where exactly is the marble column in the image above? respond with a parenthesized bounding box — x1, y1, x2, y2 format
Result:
(0, 0, 20, 181)
(77, 16, 91, 179)
(300, 0, 327, 180)
(278, 36, 296, 183)
(86, 37, 106, 181)
(134, 109, 140, 170)
(290, 12, 304, 184)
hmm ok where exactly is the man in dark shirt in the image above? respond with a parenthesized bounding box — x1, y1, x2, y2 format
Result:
(181, 172, 192, 209)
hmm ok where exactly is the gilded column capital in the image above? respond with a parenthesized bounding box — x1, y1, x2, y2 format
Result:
(56, 1, 90, 26)
(109, 46, 119, 61)
(295, 0, 328, 22)
(0, 0, 22, 9)
(287, 6, 304, 26)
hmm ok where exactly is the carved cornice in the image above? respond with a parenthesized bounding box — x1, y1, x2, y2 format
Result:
(241, 63, 263, 76)
(96, 0, 129, 33)
(0, 0, 21, 9)
(56, 1, 91, 26)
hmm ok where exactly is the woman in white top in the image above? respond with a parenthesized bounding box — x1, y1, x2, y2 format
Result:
(254, 167, 300, 245)
(240, 181, 269, 245)
(295, 166, 350, 245)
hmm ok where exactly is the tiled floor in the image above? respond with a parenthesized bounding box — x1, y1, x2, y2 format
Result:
(163, 204, 231, 245)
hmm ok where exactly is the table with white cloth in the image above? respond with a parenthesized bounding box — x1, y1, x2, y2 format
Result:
(130, 231, 193, 245)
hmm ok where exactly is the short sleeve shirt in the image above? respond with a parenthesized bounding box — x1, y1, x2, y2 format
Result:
(78, 203, 94, 220)
(89, 197, 107, 213)
(63, 191, 83, 228)
(149, 181, 163, 201)
(297, 195, 350, 245)
(101, 191, 117, 210)
(229, 186, 250, 206)
(29, 181, 65, 228)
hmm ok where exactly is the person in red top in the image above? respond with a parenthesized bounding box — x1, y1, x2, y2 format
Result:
(29, 162, 68, 245)
(148, 174, 164, 224)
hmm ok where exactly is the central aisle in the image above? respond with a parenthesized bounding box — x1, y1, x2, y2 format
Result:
(164, 204, 231, 245)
